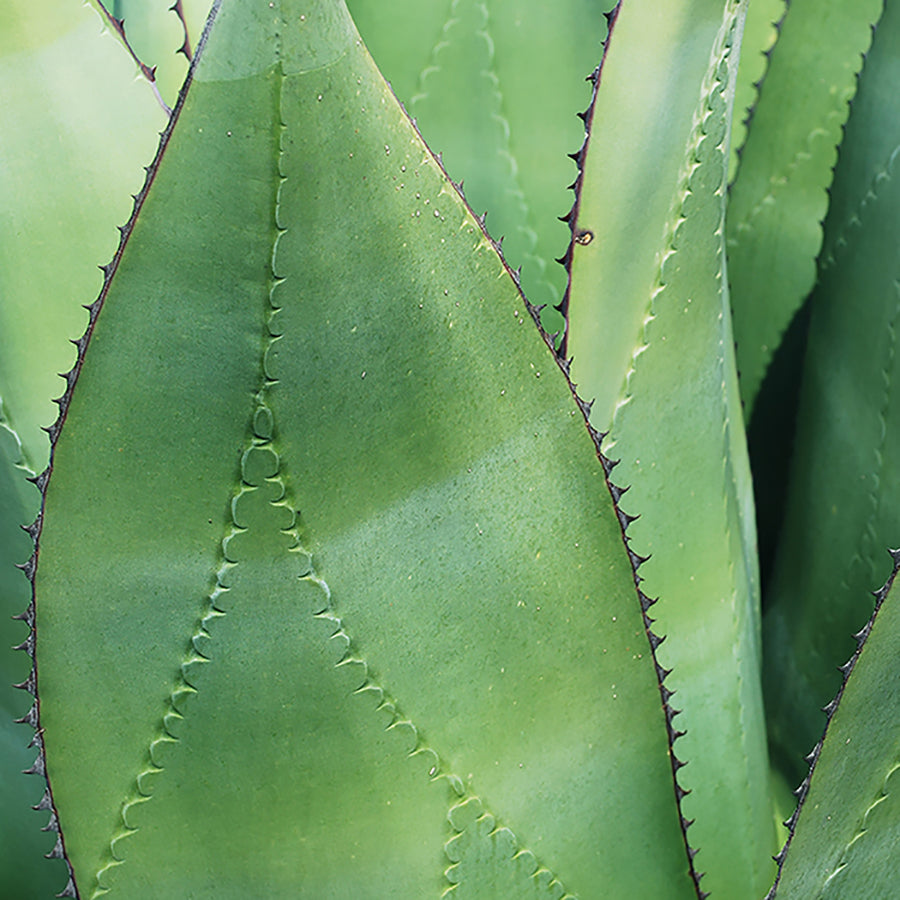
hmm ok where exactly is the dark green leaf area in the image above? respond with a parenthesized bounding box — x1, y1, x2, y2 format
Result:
(35, 68, 280, 892)
(762, 0, 900, 781)
(726, 0, 882, 414)
(774, 563, 900, 897)
(0, 421, 67, 898)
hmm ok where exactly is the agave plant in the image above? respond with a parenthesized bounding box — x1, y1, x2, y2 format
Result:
(3, 0, 899, 897)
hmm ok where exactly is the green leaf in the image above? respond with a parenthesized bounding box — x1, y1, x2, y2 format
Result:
(0, 410, 67, 899)
(0, 0, 165, 471)
(727, 0, 784, 183)
(111, 0, 193, 108)
(770, 552, 900, 898)
(565, 3, 775, 896)
(348, 0, 611, 331)
(726, 0, 882, 415)
(1, 3, 166, 894)
(34, 2, 698, 895)
(762, 0, 900, 782)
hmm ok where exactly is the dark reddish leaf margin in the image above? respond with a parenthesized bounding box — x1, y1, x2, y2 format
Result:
(14, 1, 704, 895)
(555, 0, 622, 359)
(11, 4, 223, 896)
(764, 548, 900, 898)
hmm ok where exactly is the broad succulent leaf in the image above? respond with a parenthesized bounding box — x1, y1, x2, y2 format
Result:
(768, 552, 900, 897)
(32, 1, 700, 896)
(726, 0, 883, 414)
(348, 0, 611, 332)
(763, 0, 900, 782)
(564, 2, 774, 896)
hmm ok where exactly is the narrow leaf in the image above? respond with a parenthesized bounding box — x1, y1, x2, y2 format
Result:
(726, 0, 883, 414)
(727, 0, 784, 182)
(769, 551, 900, 897)
(763, 0, 900, 782)
(565, 2, 775, 896)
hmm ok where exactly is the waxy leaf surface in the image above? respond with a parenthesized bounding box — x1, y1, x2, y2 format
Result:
(0, 1, 164, 891)
(0, 0, 165, 471)
(348, 0, 611, 331)
(771, 555, 900, 897)
(565, 2, 774, 896)
(726, 0, 882, 414)
(34, 2, 697, 896)
(763, 0, 900, 781)
(0, 413, 66, 897)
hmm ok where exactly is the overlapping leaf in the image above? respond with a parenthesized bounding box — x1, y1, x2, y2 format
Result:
(763, 0, 900, 783)
(769, 553, 900, 897)
(0, 411, 64, 899)
(0, 0, 166, 470)
(348, 0, 611, 333)
(564, 2, 775, 897)
(726, 0, 883, 414)
(0, 1, 165, 893)
(727, 0, 784, 182)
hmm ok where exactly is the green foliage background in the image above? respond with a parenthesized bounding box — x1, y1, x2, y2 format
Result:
(2, 0, 899, 897)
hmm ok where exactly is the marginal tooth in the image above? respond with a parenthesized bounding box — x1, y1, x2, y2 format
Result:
(23, 752, 46, 777)
(13, 671, 36, 695)
(33, 788, 53, 812)
(15, 704, 39, 729)
(56, 874, 78, 897)
(46, 836, 64, 860)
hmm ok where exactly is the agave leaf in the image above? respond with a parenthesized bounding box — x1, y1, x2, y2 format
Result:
(343, 0, 450, 103)
(347, 0, 611, 331)
(0, 0, 165, 471)
(768, 552, 900, 898)
(763, 0, 900, 783)
(34, 1, 699, 896)
(726, 0, 882, 415)
(565, 2, 775, 896)
(0, 412, 67, 898)
(110, 0, 194, 107)
(0, 2, 164, 893)
(727, 0, 783, 181)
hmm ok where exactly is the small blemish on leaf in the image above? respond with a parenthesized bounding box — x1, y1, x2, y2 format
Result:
(575, 229, 594, 245)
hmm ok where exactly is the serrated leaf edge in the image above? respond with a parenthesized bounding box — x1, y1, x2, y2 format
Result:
(19, 4, 225, 896)
(765, 548, 900, 899)
(727, 0, 788, 184)
(555, 1, 621, 357)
